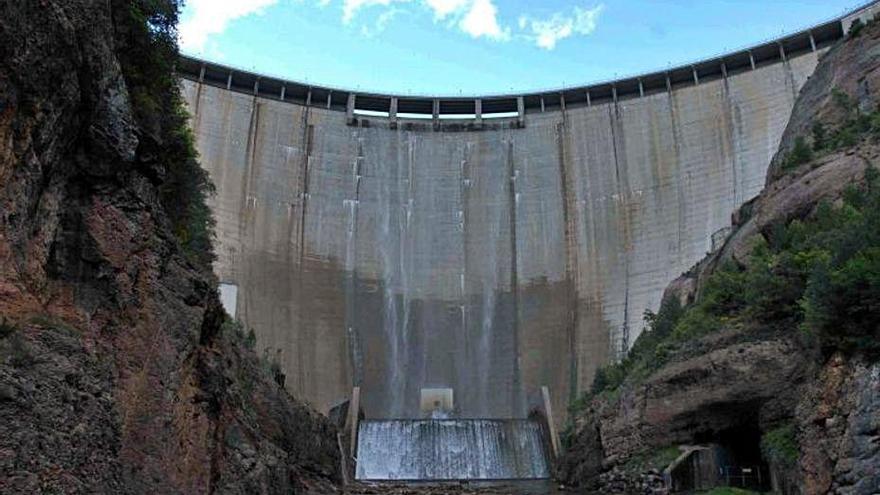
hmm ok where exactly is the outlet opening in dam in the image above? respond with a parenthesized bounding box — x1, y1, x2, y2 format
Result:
(178, 1, 880, 484)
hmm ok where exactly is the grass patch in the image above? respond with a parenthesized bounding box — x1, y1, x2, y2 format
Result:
(622, 446, 682, 475)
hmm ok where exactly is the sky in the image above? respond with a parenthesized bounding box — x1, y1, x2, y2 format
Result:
(178, 0, 868, 96)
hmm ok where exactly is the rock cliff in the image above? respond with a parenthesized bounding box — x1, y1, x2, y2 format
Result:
(0, 1, 340, 493)
(558, 17, 880, 495)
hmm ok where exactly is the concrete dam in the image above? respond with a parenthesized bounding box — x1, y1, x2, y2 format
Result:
(179, 4, 877, 429)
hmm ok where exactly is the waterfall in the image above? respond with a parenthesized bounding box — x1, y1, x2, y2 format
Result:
(355, 419, 549, 481)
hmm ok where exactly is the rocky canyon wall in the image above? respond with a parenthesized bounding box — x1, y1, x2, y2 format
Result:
(0, 1, 339, 493)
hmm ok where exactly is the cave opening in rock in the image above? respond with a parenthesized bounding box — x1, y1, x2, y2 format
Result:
(692, 422, 772, 492)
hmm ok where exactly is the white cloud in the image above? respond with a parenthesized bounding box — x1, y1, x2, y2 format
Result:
(177, 0, 602, 50)
(424, 0, 468, 19)
(343, 0, 408, 23)
(360, 7, 404, 36)
(342, 0, 507, 41)
(179, 0, 280, 52)
(459, 0, 508, 40)
(519, 4, 604, 50)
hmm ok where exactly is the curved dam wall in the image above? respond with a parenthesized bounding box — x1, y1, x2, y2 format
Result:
(179, 6, 878, 422)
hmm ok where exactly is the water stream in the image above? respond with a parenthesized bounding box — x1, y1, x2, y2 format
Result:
(355, 419, 550, 481)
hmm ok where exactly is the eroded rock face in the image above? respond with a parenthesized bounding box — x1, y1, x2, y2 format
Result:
(798, 357, 880, 495)
(0, 1, 339, 493)
(557, 327, 813, 492)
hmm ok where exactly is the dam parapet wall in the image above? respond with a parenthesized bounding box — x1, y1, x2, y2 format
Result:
(179, 1, 880, 425)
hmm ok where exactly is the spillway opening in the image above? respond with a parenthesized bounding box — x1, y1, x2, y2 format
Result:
(354, 419, 551, 481)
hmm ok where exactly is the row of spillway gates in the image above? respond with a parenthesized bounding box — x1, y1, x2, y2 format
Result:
(345, 387, 560, 482)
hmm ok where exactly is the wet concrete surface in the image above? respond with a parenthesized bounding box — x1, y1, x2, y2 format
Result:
(182, 45, 823, 423)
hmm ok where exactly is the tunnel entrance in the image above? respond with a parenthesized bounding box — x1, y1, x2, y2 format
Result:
(670, 422, 772, 492)
(713, 424, 771, 491)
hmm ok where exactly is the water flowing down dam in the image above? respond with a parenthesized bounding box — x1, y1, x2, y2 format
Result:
(355, 420, 549, 481)
(179, 2, 879, 429)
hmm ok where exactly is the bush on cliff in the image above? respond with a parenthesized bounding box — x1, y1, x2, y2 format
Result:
(761, 423, 799, 468)
(780, 87, 880, 177)
(799, 168, 880, 355)
(781, 137, 813, 171)
(113, 0, 216, 269)
(586, 165, 880, 402)
(588, 298, 684, 398)
(849, 18, 865, 38)
(0, 318, 15, 339)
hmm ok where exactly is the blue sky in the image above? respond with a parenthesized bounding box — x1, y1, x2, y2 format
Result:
(179, 0, 866, 96)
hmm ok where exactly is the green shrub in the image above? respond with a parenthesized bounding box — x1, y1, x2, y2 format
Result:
(622, 445, 681, 475)
(570, 164, 880, 415)
(781, 88, 880, 179)
(781, 137, 814, 171)
(269, 359, 285, 387)
(636, 299, 685, 352)
(849, 18, 865, 38)
(590, 362, 628, 396)
(222, 318, 285, 388)
(871, 112, 880, 136)
(802, 247, 880, 355)
(811, 122, 828, 151)
(832, 88, 856, 115)
(223, 318, 256, 347)
(796, 167, 880, 356)
(588, 298, 685, 398)
(9, 334, 33, 367)
(671, 307, 722, 341)
(0, 318, 33, 367)
(245, 328, 257, 350)
(761, 423, 799, 467)
(1, 331, 34, 368)
(0, 318, 15, 339)
(833, 127, 860, 149)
